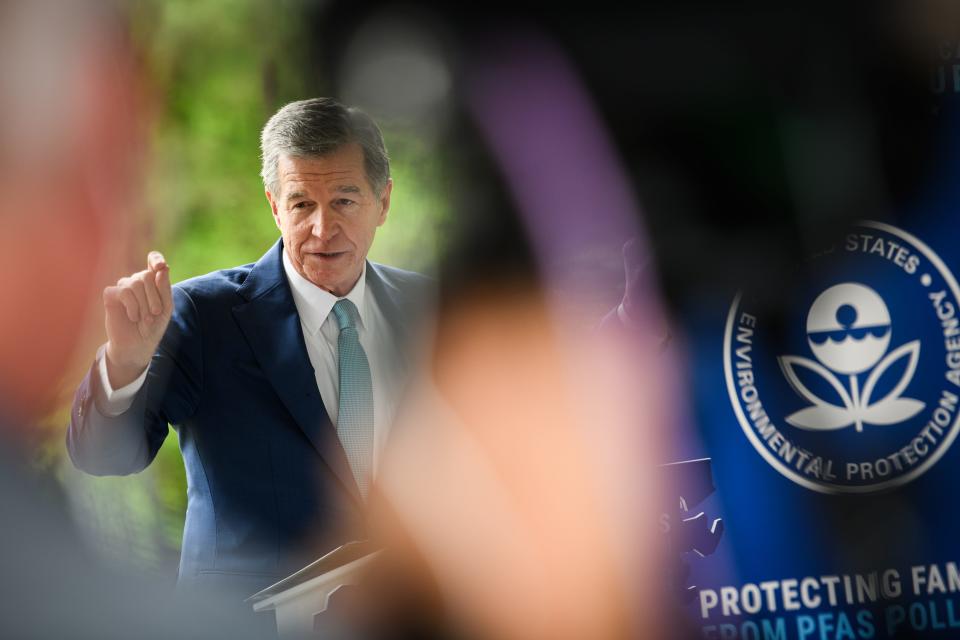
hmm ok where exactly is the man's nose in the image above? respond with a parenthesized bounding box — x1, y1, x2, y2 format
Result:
(309, 206, 338, 239)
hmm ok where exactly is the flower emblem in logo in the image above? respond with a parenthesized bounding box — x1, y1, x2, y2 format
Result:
(778, 282, 925, 432)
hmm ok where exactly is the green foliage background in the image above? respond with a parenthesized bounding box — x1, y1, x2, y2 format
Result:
(57, 0, 449, 575)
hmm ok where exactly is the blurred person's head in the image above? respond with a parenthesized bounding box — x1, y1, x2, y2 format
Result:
(261, 97, 392, 296)
(0, 0, 144, 423)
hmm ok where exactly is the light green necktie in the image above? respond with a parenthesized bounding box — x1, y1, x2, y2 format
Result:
(332, 299, 374, 499)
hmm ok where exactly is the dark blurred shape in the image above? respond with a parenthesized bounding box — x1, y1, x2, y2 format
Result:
(298, 1, 958, 638)
(658, 458, 724, 606)
(312, 2, 945, 317)
(660, 458, 719, 516)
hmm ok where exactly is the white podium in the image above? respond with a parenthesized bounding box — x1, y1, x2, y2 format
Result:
(246, 541, 381, 638)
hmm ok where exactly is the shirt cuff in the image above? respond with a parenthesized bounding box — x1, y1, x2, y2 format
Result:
(96, 343, 148, 417)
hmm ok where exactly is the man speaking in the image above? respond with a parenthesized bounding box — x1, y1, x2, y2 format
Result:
(67, 98, 431, 597)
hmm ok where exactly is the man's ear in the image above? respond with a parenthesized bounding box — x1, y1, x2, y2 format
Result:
(266, 188, 282, 231)
(377, 178, 393, 226)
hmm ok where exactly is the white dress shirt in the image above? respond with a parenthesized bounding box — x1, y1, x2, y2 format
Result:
(95, 249, 401, 476)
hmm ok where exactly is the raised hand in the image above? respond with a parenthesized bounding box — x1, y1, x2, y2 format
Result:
(102, 251, 173, 388)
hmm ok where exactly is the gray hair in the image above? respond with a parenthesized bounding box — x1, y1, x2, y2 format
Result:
(260, 97, 390, 197)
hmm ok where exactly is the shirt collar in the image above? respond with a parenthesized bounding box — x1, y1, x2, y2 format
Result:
(281, 248, 367, 335)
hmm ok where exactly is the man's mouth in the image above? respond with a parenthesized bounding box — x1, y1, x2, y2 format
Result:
(309, 250, 348, 260)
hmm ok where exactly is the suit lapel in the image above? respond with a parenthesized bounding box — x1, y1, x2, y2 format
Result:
(232, 240, 362, 506)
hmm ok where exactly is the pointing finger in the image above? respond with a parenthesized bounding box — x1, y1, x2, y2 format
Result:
(147, 251, 167, 273)
(141, 271, 163, 316)
(155, 264, 172, 313)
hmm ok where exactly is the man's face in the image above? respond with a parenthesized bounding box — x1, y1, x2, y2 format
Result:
(266, 143, 392, 296)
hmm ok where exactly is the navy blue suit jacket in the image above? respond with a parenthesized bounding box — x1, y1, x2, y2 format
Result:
(67, 239, 431, 596)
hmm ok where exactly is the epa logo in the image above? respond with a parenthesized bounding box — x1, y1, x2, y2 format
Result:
(724, 222, 960, 493)
(781, 282, 924, 434)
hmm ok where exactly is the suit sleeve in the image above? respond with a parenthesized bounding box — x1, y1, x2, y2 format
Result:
(66, 286, 204, 476)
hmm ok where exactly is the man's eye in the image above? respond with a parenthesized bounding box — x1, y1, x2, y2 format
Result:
(293, 201, 309, 209)
(336, 198, 356, 206)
